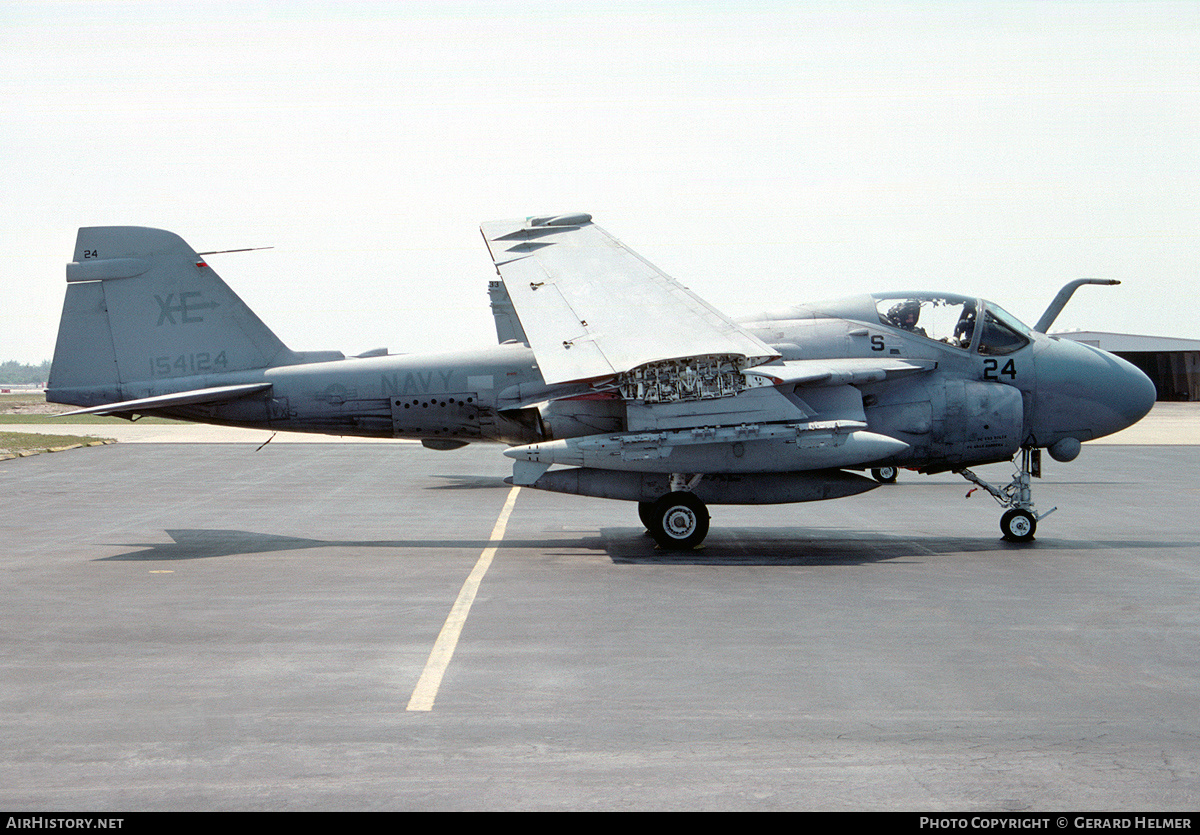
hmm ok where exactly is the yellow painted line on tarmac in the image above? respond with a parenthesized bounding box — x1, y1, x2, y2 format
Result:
(407, 485, 521, 712)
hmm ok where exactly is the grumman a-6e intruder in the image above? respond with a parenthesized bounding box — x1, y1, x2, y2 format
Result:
(48, 214, 1156, 548)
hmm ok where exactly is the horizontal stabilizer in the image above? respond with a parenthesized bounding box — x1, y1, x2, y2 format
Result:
(55, 383, 272, 416)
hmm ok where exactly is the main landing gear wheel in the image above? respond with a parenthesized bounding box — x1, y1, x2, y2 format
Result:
(871, 466, 898, 484)
(1000, 508, 1036, 542)
(646, 492, 710, 550)
(637, 501, 656, 531)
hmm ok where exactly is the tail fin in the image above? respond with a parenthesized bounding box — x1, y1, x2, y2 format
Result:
(48, 227, 297, 405)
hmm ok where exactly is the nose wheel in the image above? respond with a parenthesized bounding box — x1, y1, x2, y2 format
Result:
(959, 448, 1055, 542)
(1000, 508, 1036, 542)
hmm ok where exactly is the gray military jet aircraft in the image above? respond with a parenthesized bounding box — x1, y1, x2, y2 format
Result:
(47, 215, 1156, 548)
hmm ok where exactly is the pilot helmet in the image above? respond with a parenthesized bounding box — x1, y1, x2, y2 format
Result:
(888, 299, 921, 327)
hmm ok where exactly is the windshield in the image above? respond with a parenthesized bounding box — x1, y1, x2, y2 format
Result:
(977, 303, 1031, 356)
(874, 293, 977, 349)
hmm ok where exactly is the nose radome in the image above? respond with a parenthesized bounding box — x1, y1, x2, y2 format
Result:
(1111, 351, 1157, 430)
(1081, 343, 1157, 439)
(1080, 343, 1156, 438)
(1033, 339, 1157, 443)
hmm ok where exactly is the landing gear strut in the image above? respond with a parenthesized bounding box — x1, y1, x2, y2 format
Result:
(958, 447, 1056, 542)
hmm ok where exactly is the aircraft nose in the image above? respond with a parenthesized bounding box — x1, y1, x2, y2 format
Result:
(1033, 338, 1156, 444)
(1108, 352, 1158, 431)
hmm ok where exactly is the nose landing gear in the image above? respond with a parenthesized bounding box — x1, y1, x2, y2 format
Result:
(958, 448, 1056, 542)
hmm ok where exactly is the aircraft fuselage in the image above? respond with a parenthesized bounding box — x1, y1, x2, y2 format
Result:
(155, 342, 546, 445)
(132, 291, 1152, 480)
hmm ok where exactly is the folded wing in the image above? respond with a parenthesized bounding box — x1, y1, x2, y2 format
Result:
(480, 215, 779, 385)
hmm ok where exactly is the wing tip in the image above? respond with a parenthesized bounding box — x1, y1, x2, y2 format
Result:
(527, 213, 592, 228)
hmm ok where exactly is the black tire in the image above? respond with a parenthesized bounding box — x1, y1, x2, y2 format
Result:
(647, 492, 710, 550)
(871, 466, 898, 484)
(637, 501, 655, 531)
(1000, 508, 1036, 542)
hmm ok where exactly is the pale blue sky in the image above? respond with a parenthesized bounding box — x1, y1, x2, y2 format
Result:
(4, 1, 1198, 364)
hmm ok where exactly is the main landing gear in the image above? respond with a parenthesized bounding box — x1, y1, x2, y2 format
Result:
(958, 447, 1056, 542)
(871, 466, 899, 484)
(638, 474, 710, 550)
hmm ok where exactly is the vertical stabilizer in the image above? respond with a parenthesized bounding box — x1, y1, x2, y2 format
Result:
(488, 279, 530, 345)
(49, 227, 295, 404)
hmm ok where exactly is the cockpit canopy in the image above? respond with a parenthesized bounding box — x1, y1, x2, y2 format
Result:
(872, 292, 1031, 355)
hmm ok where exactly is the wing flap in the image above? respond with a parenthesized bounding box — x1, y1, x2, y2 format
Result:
(481, 216, 779, 385)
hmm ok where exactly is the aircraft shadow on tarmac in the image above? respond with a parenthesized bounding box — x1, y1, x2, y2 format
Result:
(96, 529, 557, 561)
(94, 526, 1193, 565)
(426, 474, 513, 490)
(598, 527, 1195, 565)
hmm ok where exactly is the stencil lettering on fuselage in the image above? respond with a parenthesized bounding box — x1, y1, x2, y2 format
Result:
(380, 370, 457, 396)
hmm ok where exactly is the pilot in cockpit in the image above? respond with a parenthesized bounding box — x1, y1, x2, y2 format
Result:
(952, 301, 976, 348)
(887, 299, 926, 336)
